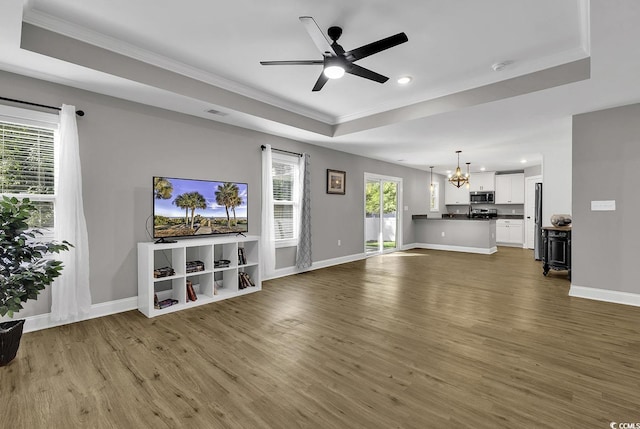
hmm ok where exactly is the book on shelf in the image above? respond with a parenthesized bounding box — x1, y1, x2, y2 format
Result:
(214, 259, 230, 268)
(238, 272, 255, 289)
(156, 298, 178, 309)
(238, 248, 247, 265)
(153, 266, 175, 278)
(186, 280, 197, 302)
(244, 272, 255, 286)
(185, 260, 205, 273)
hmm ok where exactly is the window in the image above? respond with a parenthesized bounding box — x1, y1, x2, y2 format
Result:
(272, 153, 299, 247)
(430, 182, 439, 212)
(0, 106, 59, 237)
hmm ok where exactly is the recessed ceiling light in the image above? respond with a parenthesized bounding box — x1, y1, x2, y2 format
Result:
(480, 167, 486, 171)
(397, 159, 406, 162)
(446, 170, 452, 174)
(397, 76, 412, 85)
(520, 159, 528, 164)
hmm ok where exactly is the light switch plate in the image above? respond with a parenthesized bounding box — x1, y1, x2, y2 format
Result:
(591, 200, 616, 211)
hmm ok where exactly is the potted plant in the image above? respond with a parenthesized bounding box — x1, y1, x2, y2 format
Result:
(0, 196, 70, 366)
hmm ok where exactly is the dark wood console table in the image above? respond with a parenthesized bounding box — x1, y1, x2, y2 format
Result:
(542, 226, 571, 280)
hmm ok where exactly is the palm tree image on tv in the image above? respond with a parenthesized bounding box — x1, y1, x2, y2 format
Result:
(154, 177, 173, 200)
(153, 178, 248, 238)
(215, 182, 242, 228)
(174, 191, 207, 229)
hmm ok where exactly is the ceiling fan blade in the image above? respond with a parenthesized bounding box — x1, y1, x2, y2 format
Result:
(347, 64, 388, 83)
(260, 60, 323, 66)
(299, 16, 336, 55)
(312, 72, 329, 92)
(346, 32, 408, 62)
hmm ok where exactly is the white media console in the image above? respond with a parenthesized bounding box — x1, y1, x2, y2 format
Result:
(137, 235, 260, 318)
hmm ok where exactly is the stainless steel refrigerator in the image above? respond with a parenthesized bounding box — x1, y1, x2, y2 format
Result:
(534, 182, 543, 260)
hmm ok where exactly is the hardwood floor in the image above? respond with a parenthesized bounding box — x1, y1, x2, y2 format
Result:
(2, 247, 640, 428)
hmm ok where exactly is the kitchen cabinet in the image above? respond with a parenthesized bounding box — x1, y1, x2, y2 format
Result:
(444, 182, 470, 205)
(495, 173, 524, 204)
(469, 172, 495, 192)
(542, 226, 571, 279)
(496, 219, 523, 244)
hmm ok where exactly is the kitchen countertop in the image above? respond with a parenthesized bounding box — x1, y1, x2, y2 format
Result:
(542, 225, 572, 231)
(423, 217, 494, 221)
(412, 214, 518, 221)
(412, 214, 494, 221)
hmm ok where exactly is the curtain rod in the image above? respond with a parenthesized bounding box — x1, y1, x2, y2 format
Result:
(260, 144, 302, 157)
(0, 96, 85, 117)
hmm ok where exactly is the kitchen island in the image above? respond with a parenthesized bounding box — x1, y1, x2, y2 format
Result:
(412, 215, 497, 254)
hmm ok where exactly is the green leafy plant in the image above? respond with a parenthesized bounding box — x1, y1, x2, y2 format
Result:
(0, 196, 70, 317)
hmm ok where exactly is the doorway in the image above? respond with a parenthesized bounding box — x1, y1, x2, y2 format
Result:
(364, 173, 402, 255)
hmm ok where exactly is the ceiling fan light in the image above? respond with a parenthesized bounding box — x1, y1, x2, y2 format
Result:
(324, 66, 345, 79)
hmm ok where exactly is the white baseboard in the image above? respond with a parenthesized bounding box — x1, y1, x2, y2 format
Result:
(569, 285, 640, 307)
(409, 243, 497, 255)
(496, 242, 524, 248)
(21, 297, 138, 334)
(266, 252, 367, 281)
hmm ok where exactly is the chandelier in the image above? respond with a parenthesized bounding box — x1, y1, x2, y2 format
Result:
(448, 150, 470, 188)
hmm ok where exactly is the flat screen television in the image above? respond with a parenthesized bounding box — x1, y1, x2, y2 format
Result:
(153, 176, 248, 241)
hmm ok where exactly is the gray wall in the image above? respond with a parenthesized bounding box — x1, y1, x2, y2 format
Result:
(572, 103, 640, 293)
(0, 70, 431, 317)
(274, 147, 432, 267)
(524, 165, 542, 177)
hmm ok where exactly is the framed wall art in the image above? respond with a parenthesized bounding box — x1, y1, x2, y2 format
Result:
(326, 169, 346, 195)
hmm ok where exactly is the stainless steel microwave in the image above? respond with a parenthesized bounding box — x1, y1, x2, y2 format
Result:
(470, 191, 494, 204)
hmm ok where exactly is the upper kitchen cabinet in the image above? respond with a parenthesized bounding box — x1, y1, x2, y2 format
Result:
(469, 172, 495, 192)
(445, 182, 470, 205)
(495, 173, 525, 204)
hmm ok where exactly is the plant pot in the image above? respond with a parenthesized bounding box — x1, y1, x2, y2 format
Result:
(0, 319, 25, 366)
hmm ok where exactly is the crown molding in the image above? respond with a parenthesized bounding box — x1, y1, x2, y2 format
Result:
(21, 8, 336, 125)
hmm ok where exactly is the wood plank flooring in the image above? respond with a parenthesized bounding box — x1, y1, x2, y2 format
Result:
(2, 247, 640, 428)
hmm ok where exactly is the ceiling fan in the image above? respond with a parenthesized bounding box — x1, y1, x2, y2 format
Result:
(260, 16, 408, 92)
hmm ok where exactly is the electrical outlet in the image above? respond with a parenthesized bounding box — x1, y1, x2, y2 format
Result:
(441, 232, 445, 237)
(338, 239, 341, 246)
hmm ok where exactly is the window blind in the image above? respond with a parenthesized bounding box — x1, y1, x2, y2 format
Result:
(0, 121, 55, 230)
(272, 158, 296, 240)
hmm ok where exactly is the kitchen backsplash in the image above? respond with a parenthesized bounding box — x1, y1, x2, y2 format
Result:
(446, 203, 524, 215)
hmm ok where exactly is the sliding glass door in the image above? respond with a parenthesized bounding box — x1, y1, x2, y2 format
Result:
(365, 174, 402, 255)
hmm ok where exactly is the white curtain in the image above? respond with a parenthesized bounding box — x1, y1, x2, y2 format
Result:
(296, 153, 311, 269)
(51, 105, 92, 321)
(261, 144, 276, 279)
